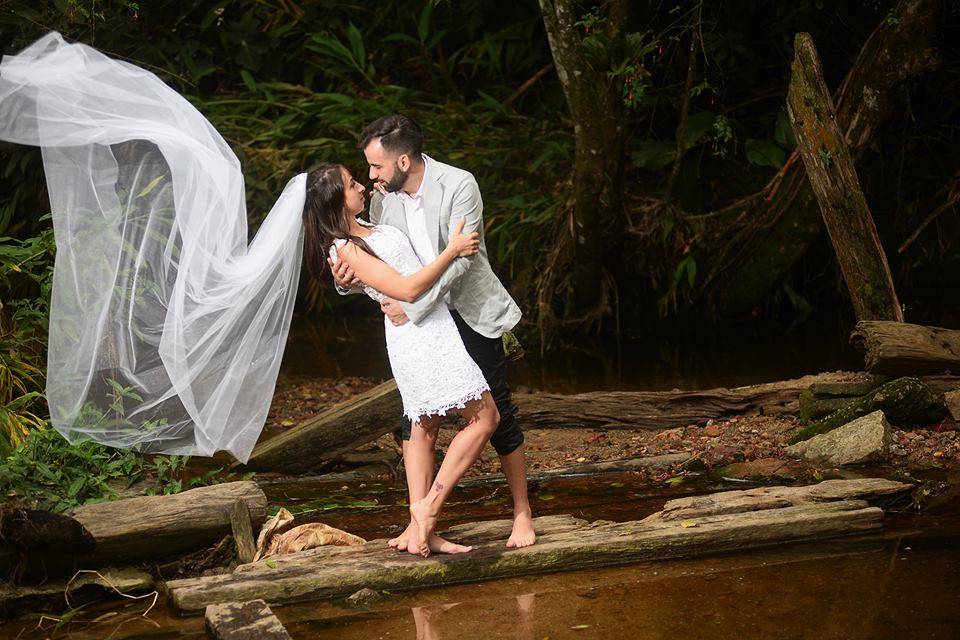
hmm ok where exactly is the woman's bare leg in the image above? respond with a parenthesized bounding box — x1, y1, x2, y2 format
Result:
(409, 392, 500, 556)
(391, 416, 473, 554)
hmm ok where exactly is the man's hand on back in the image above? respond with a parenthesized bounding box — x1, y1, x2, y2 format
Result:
(380, 297, 409, 326)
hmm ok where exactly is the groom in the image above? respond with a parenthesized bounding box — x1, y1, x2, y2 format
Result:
(330, 113, 536, 552)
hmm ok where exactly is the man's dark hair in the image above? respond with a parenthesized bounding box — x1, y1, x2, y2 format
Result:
(357, 113, 424, 162)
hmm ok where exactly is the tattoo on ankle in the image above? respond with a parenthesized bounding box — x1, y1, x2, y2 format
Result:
(434, 482, 444, 493)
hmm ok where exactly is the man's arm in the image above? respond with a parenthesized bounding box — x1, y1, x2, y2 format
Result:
(399, 177, 482, 324)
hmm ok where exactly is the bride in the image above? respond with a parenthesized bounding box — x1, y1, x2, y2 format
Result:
(0, 32, 498, 556)
(303, 162, 502, 556)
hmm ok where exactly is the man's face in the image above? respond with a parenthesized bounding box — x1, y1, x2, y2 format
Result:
(363, 138, 408, 193)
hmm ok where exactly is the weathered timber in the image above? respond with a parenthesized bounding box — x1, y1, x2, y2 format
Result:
(787, 32, 903, 322)
(789, 376, 947, 444)
(68, 481, 267, 566)
(164, 479, 906, 614)
(229, 500, 257, 565)
(205, 599, 292, 640)
(457, 453, 690, 488)
(0, 566, 153, 617)
(239, 379, 401, 473)
(851, 320, 960, 375)
(514, 372, 851, 429)
(702, 0, 939, 316)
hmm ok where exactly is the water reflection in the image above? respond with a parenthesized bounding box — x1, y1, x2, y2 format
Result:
(411, 594, 536, 640)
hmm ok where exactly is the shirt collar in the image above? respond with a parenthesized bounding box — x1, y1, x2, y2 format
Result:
(399, 155, 430, 202)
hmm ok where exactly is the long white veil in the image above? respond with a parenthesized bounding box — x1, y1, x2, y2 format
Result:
(0, 32, 306, 463)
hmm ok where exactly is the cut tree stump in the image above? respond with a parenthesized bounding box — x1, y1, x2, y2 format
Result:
(787, 32, 903, 322)
(229, 500, 257, 565)
(68, 481, 267, 566)
(239, 379, 401, 473)
(850, 320, 960, 375)
(164, 478, 910, 614)
(205, 599, 292, 640)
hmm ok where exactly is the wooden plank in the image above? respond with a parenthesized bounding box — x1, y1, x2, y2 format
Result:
(850, 320, 960, 375)
(164, 480, 904, 614)
(205, 599, 292, 640)
(787, 32, 902, 322)
(69, 481, 267, 565)
(229, 499, 257, 565)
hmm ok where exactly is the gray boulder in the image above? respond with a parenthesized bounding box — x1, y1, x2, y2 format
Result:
(785, 410, 891, 466)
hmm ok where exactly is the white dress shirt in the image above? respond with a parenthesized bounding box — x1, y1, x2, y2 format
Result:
(398, 156, 452, 307)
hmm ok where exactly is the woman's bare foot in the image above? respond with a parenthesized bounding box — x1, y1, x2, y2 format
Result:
(506, 510, 536, 548)
(405, 533, 472, 555)
(409, 498, 441, 557)
(388, 522, 414, 549)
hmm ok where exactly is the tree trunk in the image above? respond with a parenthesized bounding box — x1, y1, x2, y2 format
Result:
(850, 320, 960, 375)
(164, 479, 908, 614)
(238, 380, 401, 473)
(786, 32, 904, 322)
(538, 0, 628, 310)
(694, 0, 939, 317)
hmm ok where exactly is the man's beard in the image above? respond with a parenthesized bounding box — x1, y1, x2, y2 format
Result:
(382, 162, 408, 193)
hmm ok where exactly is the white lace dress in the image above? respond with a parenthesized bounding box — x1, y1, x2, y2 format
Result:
(329, 224, 490, 423)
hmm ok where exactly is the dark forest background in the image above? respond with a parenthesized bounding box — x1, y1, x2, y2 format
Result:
(1, 0, 959, 458)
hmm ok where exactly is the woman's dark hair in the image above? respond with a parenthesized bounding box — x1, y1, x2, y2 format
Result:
(302, 162, 374, 279)
(357, 113, 424, 162)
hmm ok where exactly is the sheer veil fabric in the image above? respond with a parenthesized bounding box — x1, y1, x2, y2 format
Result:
(0, 32, 307, 463)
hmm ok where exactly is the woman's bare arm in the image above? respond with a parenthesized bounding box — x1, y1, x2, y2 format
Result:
(336, 220, 477, 303)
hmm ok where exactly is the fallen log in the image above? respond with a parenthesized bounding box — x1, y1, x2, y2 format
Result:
(164, 478, 910, 614)
(68, 481, 268, 566)
(851, 320, 960, 375)
(0, 566, 154, 617)
(514, 372, 864, 430)
(457, 453, 690, 488)
(789, 376, 947, 444)
(243, 372, 960, 474)
(787, 32, 903, 322)
(240, 380, 401, 473)
(205, 599, 292, 640)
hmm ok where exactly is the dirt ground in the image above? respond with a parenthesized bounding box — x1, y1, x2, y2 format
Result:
(265, 372, 960, 480)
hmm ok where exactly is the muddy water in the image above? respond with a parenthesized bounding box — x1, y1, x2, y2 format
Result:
(3, 471, 958, 639)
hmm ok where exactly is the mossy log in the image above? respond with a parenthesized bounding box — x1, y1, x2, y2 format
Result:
(789, 377, 947, 444)
(787, 32, 903, 322)
(798, 377, 888, 423)
(850, 320, 960, 375)
(164, 479, 909, 614)
(0, 566, 154, 618)
(68, 481, 268, 566)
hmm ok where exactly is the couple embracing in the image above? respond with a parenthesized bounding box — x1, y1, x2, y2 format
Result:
(301, 114, 536, 557)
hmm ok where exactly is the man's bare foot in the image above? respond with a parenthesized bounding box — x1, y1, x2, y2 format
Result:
(409, 498, 440, 557)
(405, 533, 472, 555)
(388, 522, 414, 550)
(506, 510, 536, 548)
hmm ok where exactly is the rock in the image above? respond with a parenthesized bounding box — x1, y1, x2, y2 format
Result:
(946, 390, 960, 421)
(704, 424, 721, 437)
(346, 587, 383, 606)
(702, 445, 745, 466)
(716, 458, 802, 481)
(785, 410, 891, 466)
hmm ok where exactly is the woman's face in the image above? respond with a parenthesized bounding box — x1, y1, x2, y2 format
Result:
(341, 167, 367, 217)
